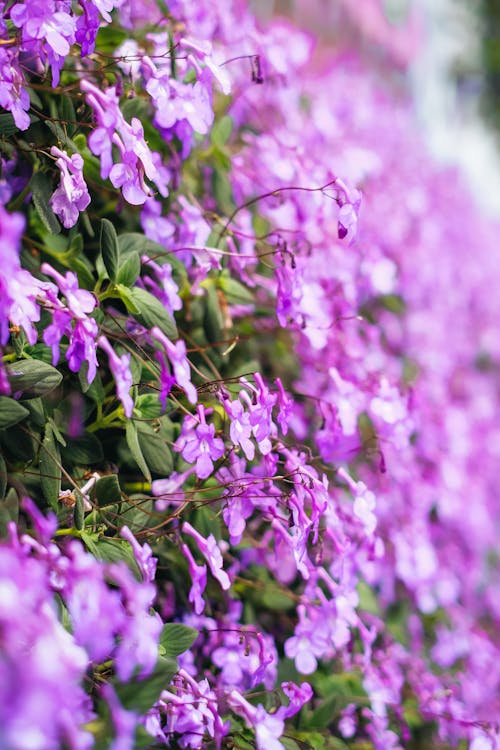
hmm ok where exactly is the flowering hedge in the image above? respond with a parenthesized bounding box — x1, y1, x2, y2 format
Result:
(1, 1, 499, 749)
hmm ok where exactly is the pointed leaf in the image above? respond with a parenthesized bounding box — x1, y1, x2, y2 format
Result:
(100, 218, 120, 282)
(117, 251, 140, 286)
(5, 359, 63, 398)
(115, 656, 178, 713)
(130, 287, 178, 340)
(31, 172, 61, 234)
(0, 397, 30, 429)
(159, 623, 198, 657)
(39, 423, 61, 511)
(126, 422, 151, 482)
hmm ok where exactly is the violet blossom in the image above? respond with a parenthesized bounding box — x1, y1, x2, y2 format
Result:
(151, 326, 197, 406)
(175, 404, 224, 479)
(182, 521, 230, 591)
(49, 146, 91, 228)
(98, 335, 134, 418)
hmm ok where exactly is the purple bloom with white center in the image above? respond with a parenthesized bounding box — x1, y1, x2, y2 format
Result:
(151, 326, 197, 406)
(98, 336, 134, 418)
(49, 146, 91, 228)
(175, 404, 224, 479)
(182, 521, 231, 591)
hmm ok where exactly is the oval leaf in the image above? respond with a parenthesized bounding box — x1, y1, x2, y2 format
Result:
(5, 359, 63, 399)
(137, 423, 173, 476)
(130, 287, 178, 340)
(39, 424, 61, 511)
(0, 397, 30, 429)
(117, 251, 141, 287)
(100, 218, 120, 282)
(126, 422, 151, 482)
(159, 623, 198, 657)
(114, 656, 178, 713)
(31, 172, 61, 235)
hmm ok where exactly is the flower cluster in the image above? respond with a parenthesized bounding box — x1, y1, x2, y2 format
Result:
(0, 1, 499, 749)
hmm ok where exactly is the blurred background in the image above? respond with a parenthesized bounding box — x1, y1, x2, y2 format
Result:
(251, 0, 500, 215)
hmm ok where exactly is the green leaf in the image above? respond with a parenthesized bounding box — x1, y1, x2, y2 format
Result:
(95, 475, 122, 506)
(159, 623, 198, 657)
(134, 394, 163, 420)
(0, 488, 19, 538)
(61, 433, 104, 465)
(136, 422, 173, 476)
(94, 537, 140, 578)
(0, 397, 30, 429)
(119, 234, 187, 281)
(211, 115, 233, 147)
(79, 370, 105, 402)
(0, 112, 39, 136)
(100, 219, 120, 282)
(31, 172, 61, 235)
(5, 359, 63, 398)
(0, 453, 6, 500)
(117, 497, 157, 533)
(80, 530, 100, 558)
(117, 251, 141, 287)
(126, 422, 151, 482)
(130, 287, 178, 340)
(115, 656, 178, 713)
(74, 490, 85, 530)
(39, 423, 61, 511)
(218, 275, 255, 305)
(115, 283, 141, 314)
(203, 284, 223, 345)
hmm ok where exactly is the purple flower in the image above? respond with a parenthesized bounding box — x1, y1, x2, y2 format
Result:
(160, 671, 227, 750)
(49, 146, 91, 228)
(182, 521, 231, 591)
(227, 690, 286, 750)
(175, 405, 224, 479)
(10, 1, 77, 86)
(239, 374, 277, 455)
(101, 684, 138, 750)
(143, 256, 182, 318)
(0, 46, 30, 130)
(181, 542, 207, 614)
(120, 525, 157, 583)
(220, 390, 255, 460)
(41, 264, 98, 382)
(152, 326, 197, 406)
(1, 204, 45, 346)
(98, 336, 134, 418)
(82, 80, 169, 205)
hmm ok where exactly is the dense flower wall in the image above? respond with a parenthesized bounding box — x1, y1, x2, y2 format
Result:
(0, 1, 499, 749)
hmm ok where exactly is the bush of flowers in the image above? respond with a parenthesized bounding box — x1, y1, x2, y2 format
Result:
(1, 1, 499, 749)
